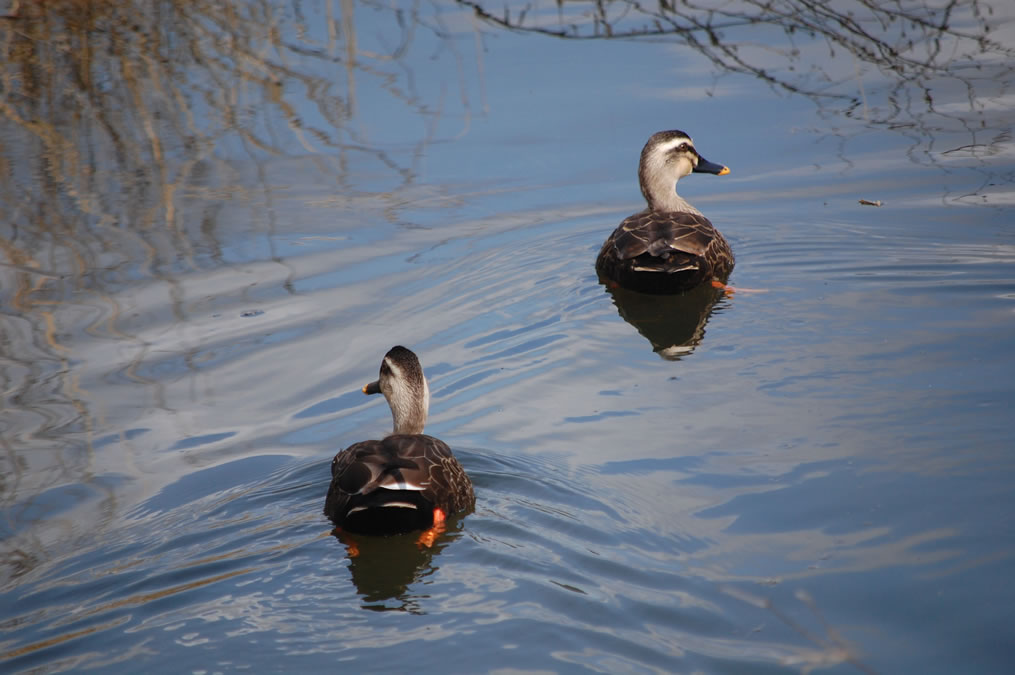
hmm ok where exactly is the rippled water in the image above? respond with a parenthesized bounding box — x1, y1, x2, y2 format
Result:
(2, 1, 1014, 673)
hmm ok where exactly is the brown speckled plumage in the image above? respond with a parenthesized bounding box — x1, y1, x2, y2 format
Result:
(323, 346, 474, 534)
(596, 130, 733, 294)
(324, 434, 474, 532)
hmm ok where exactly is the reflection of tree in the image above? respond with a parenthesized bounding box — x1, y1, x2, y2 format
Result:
(0, 1, 472, 583)
(459, 0, 1014, 146)
(0, 0, 466, 250)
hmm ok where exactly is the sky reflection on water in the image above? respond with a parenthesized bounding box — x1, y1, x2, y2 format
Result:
(1, 1, 1014, 673)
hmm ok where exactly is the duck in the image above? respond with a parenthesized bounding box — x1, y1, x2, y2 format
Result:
(596, 129, 732, 294)
(324, 345, 475, 536)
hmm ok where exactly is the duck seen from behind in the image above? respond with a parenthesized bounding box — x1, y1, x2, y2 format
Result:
(324, 346, 475, 539)
(596, 130, 732, 294)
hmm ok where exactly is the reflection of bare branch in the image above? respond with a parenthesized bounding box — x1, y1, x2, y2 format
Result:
(459, 0, 1014, 146)
(723, 585, 880, 674)
(0, 0, 477, 577)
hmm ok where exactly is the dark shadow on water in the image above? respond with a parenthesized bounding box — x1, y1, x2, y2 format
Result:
(603, 282, 725, 360)
(331, 523, 463, 614)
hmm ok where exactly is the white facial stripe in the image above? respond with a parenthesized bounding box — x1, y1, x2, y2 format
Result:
(654, 137, 694, 156)
(384, 356, 403, 381)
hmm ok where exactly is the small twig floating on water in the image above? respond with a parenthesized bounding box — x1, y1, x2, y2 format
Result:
(858, 199, 882, 207)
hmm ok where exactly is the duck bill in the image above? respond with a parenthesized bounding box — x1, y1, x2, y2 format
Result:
(362, 380, 381, 395)
(693, 155, 730, 175)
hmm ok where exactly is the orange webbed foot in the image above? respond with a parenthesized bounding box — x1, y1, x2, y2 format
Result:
(711, 279, 768, 295)
(416, 508, 447, 549)
(332, 526, 361, 557)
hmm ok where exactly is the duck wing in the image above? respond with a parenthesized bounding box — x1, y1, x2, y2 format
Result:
(324, 434, 475, 526)
(596, 210, 733, 293)
(610, 210, 718, 261)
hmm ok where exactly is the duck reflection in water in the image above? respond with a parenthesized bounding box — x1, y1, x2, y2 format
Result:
(338, 525, 460, 613)
(603, 283, 727, 360)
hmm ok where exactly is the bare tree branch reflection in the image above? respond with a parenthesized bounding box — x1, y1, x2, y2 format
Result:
(458, 0, 1014, 146)
(0, 0, 474, 580)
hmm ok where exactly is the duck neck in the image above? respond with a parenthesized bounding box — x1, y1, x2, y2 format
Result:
(388, 381, 429, 435)
(391, 406, 426, 435)
(645, 177, 701, 215)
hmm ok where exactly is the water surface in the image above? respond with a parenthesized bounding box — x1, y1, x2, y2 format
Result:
(1, 1, 1014, 673)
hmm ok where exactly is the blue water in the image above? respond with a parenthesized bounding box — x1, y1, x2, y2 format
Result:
(2, 1, 1014, 673)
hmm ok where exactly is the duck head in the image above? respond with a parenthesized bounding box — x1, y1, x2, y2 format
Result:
(363, 345, 430, 435)
(638, 130, 729, 212)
